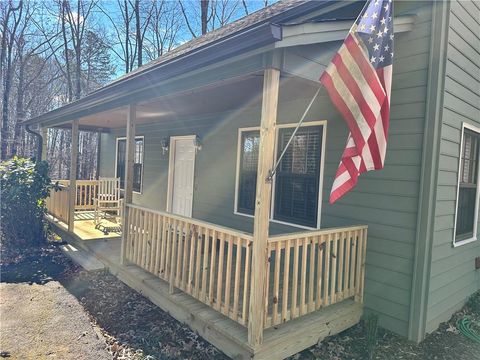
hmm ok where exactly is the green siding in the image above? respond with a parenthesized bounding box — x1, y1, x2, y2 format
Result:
(426, 0, 480, 333)
(96, 2, 438, 338)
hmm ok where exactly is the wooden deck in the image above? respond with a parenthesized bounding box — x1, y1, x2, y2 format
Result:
(46, 212, 121, 241)
(50, 219, 364, 360)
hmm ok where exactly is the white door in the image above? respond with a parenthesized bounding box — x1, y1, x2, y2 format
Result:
(171, 138, 196, 217)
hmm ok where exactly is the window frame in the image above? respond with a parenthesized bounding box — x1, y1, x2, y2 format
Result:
(453, 122, 480, 247)
(115, 135, 145, 195)
(233, 120, 327, 230)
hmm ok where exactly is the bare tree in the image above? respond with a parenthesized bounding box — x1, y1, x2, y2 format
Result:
(1, 0, 23, 159)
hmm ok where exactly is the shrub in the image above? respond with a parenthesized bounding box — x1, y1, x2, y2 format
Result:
(0, 157, 52, 249)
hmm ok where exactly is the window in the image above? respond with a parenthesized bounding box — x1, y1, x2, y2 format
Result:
(116, 137, 144, 193)
(237, 131, 260, 215)
(274, 126, 323, 228)
(454, 125, 480, 244)
(235, 124, 324, 228)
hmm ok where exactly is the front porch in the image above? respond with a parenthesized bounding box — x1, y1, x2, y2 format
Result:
(48, 204, 366, 359)
(41, 64, 369, 358)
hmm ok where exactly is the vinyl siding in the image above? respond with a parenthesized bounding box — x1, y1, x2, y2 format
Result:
(97, 2, 435, 338)
(426, 0, 480, 333)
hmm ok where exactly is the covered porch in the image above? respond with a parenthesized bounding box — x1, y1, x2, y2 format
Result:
(41, 62, 368, 358)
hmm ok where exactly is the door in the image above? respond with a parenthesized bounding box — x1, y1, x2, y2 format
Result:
(170, 137, 196, 217)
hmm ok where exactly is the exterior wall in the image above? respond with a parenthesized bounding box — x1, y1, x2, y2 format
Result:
(97, 1, 436, 338)
(425, 0, 480, 333)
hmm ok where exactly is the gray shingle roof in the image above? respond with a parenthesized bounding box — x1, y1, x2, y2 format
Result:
(105, 0, 307, 87)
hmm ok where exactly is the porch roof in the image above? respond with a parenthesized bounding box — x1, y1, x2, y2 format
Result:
(23, 0, 337, 129)
(24, 0, 415, 130)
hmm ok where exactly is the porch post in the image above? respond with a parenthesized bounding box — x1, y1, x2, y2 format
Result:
(68, 120, 79, 232)
(120, 104, 136, 264)
(41, 127, 48, 161)
(248, 68, 280, 347)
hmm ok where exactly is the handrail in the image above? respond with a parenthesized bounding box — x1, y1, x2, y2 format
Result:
(268, 224, 368, 242)
(126, 203, 254, 240)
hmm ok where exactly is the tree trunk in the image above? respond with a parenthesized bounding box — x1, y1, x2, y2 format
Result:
(201, 0, 209, 35)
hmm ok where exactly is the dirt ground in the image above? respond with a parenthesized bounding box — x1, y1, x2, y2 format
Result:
(1, 244, 479, 360)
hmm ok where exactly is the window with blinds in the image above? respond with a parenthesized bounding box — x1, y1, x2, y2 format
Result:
(237, 131, 260, 215)
(236, 125, 324, 227)
(116, 137, 144, 193)
(455, 128, 480, 242)
(274, 126, 323, 227)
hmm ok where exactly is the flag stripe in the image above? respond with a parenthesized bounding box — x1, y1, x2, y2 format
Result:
(320, 0, 394, 204)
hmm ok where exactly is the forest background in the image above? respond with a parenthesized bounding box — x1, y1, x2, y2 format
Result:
(0, 0, 273, 178)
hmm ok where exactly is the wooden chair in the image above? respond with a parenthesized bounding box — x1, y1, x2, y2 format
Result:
(94, 177, 122, 229)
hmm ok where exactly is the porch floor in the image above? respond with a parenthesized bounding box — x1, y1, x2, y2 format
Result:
(46, 211, 121, 241)
(51, 221, 363, 359)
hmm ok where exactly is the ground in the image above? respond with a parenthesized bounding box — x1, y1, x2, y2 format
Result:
(1, 243, 479, 360)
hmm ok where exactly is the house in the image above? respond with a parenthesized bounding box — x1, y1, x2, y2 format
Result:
(24, 0, 480, 358)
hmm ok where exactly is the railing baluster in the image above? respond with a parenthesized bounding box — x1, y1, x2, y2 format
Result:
(187, 224, 196, 294)
(300, 237, 308, 316)
(194, 226, 202, 298)
(337, 231, 344, 301)
(272, 241, 281, 325)
(233, 236, 242, 321)
(201, 227, 210, 302)
(224, 234, 233, 316)
(316, 234, 324, 310)
(242, 238, 251, 325)
(308, 236, 316, 313)
(216, 232, 225, 312)
(169, 218, 178, 293)
(330, 232, 338, 305)
(208, 230, 217, 305)
(281, 239, 290, 323)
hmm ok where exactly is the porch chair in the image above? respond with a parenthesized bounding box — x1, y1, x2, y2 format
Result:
(94, 177, 123, 233)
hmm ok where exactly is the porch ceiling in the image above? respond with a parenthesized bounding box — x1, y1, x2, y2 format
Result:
(54, 72, 318, 131)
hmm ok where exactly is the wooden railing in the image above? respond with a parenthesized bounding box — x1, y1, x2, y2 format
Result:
(264, 225, 367, 328)
(125, 204, 253, 326)
(55, 180, 99, 211)
(124, 203, 367, 329)
(45, 184, 70, 224)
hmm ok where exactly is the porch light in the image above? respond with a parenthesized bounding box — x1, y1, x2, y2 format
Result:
(194, 135, 202, 153)
(161, 137, 169, 154)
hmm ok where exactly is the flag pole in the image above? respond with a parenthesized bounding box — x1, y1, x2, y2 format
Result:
(266, 86, 321, 181)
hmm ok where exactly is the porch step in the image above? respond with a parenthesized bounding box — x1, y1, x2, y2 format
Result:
(60, 244, 106, 271)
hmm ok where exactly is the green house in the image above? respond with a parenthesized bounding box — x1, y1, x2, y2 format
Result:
(25, 0, 479, 358)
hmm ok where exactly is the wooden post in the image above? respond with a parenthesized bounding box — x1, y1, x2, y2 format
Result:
(41, 127, 48, 161)
(121, 104, 136, 264)
(68, 120, 79, 232)
(248, 68, 280, 347)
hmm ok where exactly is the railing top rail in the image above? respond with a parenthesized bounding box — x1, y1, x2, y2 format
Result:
(126, 203, 254, 240)
(268, 224, 368, 243)
(52, 179, 99, 184)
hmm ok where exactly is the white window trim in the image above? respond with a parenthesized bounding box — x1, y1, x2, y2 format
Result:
(115, 135, 145, 195)
(234, 120, 328, 230)
(453, 122, 480, 247)
(166, 135, 197, 217)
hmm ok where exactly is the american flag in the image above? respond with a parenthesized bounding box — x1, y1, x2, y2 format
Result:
(320, 0, 394, 204)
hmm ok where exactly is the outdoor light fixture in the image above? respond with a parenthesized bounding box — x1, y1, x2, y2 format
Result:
(194, 135, 202, 153)
(161, 137, 169, 155)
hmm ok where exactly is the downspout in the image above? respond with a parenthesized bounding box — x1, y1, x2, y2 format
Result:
(25, 124, 43, 162)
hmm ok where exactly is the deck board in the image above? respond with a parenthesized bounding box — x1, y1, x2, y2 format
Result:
(50, 220, 363, 359)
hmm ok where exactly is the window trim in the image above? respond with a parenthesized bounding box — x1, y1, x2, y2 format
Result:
(115, 135, 145, 195)
(233, 120, 327, 230)
(453, 122, 480, 247)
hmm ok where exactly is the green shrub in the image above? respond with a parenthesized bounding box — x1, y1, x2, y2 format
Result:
(0, 157, 52, 249)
